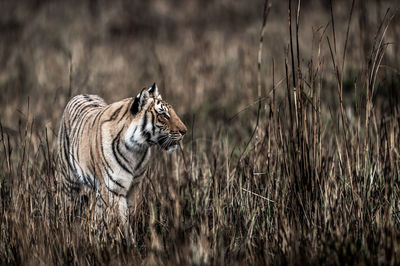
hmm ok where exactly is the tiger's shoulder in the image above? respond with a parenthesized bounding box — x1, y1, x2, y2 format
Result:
(63, 94, 135, 123)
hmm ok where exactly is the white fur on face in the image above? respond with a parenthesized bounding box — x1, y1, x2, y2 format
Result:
(125, 98, 179, 154)
(125, 98, 165, 151)
(154, 102, 170, 118)
(125, 122, 146, 150)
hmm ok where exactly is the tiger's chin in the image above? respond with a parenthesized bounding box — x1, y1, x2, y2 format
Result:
(157, 137, 180, 153)
(166, 144, 179, 153)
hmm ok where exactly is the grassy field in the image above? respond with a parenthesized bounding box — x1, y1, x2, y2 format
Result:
(1, 0, 400, 264)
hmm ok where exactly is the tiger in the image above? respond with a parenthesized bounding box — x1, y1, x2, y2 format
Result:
(57, 83, 187, 226)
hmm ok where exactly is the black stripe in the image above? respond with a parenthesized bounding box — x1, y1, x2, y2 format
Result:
(141, 112, 152, 141)
(105, 106, 122, 122)
(135, 149, 148, 171)
(129, 126, 138, 141)
(65, 139, 84, 184)
(59, 160, 70, 177)
(142, 131, 151, 142)
(149, 82, 156, 94)
(142, 111, 147, 131)
(91, 110, 103, 128)
(111, 106, 123, 120)
(77, 104, 99, 118)
(105, 184, 124, 197)
(63, 145, 75, 176)
(61, 121, 70, 162)
(64, 174, 81, 189)
(89, 147, 99, 181)
(83, 94, 93, 102)
(70, 109, 87, 136)
(104, 167, 126, 189)
(83, 174, 94, 188)
(99, 127, 113, 171)
(69, 99, 88, 120)
(62, 121, 78, 175)
(112, 129, 133, 175)
(96, 113, 114, 171)
(115, 136, 132, 167)
(72, 101, 96, 121)
(67, 98, 81, 113)
(117, 105, 129, 123)
(132, 168, 147, 182)
(75, 137, 80, 164)
(125, 127, 141, 151)
(150, 111, 155, 134)
(72, 112, 91, 165)
(90, 161, 97, 179)
(64, 178, 81, 190)
(130, 97, 140, 114)
(60, 112, 92, 191)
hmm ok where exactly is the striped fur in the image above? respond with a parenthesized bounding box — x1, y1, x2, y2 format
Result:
(57, 83, 187, 222)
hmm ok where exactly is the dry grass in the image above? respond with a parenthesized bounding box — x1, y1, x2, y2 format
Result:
(1, 0, 400, 264)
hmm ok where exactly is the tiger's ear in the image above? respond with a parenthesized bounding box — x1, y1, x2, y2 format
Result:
(148, 82, 162, 99)
(130, 88, 150, 114)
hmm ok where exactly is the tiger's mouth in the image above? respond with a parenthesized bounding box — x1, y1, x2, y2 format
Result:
(157, 136, 179, 152)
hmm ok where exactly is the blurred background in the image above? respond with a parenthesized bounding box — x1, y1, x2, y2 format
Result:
(1, 0, 400, 264)
(0, 0, 398, 138)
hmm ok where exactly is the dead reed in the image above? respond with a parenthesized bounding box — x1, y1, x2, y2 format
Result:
(0, 0, 399, 265)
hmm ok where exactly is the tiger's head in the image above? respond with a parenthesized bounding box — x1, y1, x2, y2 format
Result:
(125, 83, 187, 152)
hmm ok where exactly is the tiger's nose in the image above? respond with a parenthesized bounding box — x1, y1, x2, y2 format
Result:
(179, 129, 186, 136)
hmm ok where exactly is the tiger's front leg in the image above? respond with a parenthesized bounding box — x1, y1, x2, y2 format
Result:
(123, 180, 145, 243)
(116, 195, 129, 223)
(110, 194, 133, 242)
(126, 181, 144, 218)
(105, 182, 144, 244)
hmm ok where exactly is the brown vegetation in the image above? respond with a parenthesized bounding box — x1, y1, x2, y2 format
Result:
(1, 0, 400, 264)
